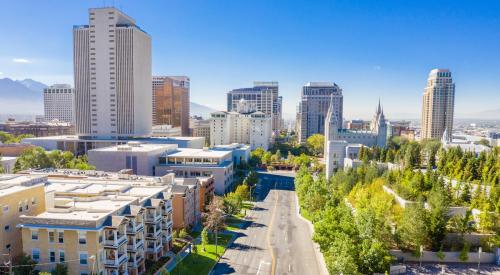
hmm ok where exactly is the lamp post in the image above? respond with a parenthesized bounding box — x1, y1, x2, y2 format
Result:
(89, 255, 96, 275)
(477, 247, 482, 274)
(419, 245, 423, 271)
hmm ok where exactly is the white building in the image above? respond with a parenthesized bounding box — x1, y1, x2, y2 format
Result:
(0, 156, 17, 173)
(421, 69, 455, 141)
(151, 125, 182, 137)
(73, 7, 152, 139)
(87, 142, 244, 194)
(210, 99, 272, 150)
(227, 82, 282, 131)
(43, 84, 74, 123)
(324, 95, 388, 179)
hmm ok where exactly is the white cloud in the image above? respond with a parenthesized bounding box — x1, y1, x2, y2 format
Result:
(0, 72, 3, 75)
(12, 58, 30, 63)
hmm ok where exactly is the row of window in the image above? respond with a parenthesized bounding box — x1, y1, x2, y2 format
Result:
(31, 230, 86, 244)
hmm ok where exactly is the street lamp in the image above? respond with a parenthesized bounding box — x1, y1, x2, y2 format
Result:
(477, 246, 482, 274)
(89, 255, 96, 275)
(419, 245, 423, 271)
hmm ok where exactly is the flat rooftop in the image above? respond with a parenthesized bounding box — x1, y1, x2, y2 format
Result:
(0, 174, 47, 197)
(22, 135, 203, 142)
(90, 142, 177, 153)
(166, 148, 231, 158)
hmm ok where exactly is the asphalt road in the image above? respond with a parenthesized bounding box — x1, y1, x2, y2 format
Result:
(212, 174, 323, 275)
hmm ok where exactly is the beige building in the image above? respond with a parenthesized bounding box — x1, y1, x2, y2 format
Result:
(152, 76, 190, 136)
(189, 117, 210, 144)
(171, 178, 200, 230)
(421, 69, 455, 141)
(0, 174, 47, 263)
(18, 170, 175, 275)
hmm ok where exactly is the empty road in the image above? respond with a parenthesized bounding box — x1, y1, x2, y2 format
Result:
(212, 173, 325, 275)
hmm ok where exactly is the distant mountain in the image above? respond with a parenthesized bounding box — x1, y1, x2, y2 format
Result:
(0, 78, 46, 114)
(17, 79, 48, 92)
(190, 102, 217, 119)
(457, 109, 500, 120)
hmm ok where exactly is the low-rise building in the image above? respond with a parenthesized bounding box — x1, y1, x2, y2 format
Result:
(17, 170, 176, 275)
(197, 176, 215, 212)
(0, 142, 34, 157)
(1, 156, 17, 173)
(0, 174, 47, 263)
(151, 125, 182, 137)
(189, 117, 210, 143)
(0, 121, 74, 137)
(171, 178, 200, 230)
(22, 135, 205, 155)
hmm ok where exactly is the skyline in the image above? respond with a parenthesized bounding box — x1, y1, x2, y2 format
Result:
(0, 0, 499, 119)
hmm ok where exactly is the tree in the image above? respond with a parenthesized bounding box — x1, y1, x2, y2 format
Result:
(14, 147, 53, 172)
(223, 192, 242, 215)
(201, 227, 209, 252)
(202, 197, 226, 255)
(178, 228, 188, 239)
(324, 233, 359, 275)
(427, 182, 450, 250)
(306, 134, 325, 156)
(358, 239, 391, 274)
(13, 253, 36, 275)
(234, 184, 250, 201)
(459, 242, 470, 262)
(51, 263, 68, 275)
(397, 202, 429, 253)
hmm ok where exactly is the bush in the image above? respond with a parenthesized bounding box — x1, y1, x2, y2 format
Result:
(459, 242, 470, 262)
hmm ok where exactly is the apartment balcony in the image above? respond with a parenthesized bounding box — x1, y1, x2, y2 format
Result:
(104, 251, 128, 267)
(127, 238, 144, 252)
(161, 233, 173, 244)
(145, 214, 162, 224)
(162, 203, 173, 215)
(145, 228, 162, 239)
(146, 243, 162, 254)
(161, 220, 173, 230)
(127, 222, 144, 234)
(104, 233, 128, 248)
(127, 253, 144, 268)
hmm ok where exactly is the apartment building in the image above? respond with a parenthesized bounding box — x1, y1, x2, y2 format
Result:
(43, 84, 74, 123)
(210, 99, 273, 150)
(197, 177, 215, 212)
(0, 174, 47, 263)
(18, 170, 175, 275)
(171, 178, 200, 230)
(227, 82, 282, 131)
(189, 117, 210, 143)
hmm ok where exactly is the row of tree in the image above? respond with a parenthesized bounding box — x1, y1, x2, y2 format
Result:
(0, 131, 33, 144)
(13, 147, 95, 173)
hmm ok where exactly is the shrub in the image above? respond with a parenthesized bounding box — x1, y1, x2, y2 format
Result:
(459, 242, 470, 262)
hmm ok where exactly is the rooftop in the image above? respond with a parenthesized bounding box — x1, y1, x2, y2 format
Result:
(166, 148, 231, 158)
(0, 174, 47, 197)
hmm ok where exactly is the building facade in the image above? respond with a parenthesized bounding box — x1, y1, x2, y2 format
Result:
(0, 175, 47, 263)
(227, 82, 281, 131)
(73, 7, 152, 139)
(296, 82, 343, 143)
(421, 69, 455, 141)
(152, 76, 190, 136)
(43, 84, 74, 123)
(324, 96, 388, 179)
(18, 170, 175, 275)
(210, 99, 272, 150)
(189, 117, 210, 143)
(0, 121, 74, 137)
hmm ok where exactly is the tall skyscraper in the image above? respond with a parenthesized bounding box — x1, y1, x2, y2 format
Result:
(421, 69, 455, 141)
(43, 84, 74, 123)
(227, 82, 282, 131)
(296, 82, 343, 143)
(73, 7, 152, 139)
(152, 76, 190, 136)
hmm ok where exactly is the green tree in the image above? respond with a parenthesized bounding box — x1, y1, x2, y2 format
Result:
(201, 227, 209, 252)
(234, 184, 250, 201)
(427, 181, 450, 250)
(324, 233, 359, 275)
(397, 202, 429, 253)
(51, 263, 68, 275)
(223, 192, 242, 215)
(13, 253, 36, 275)
(306, 134, 325, 156)
(178, 228, 188, 239)
(358, 239, 391, 274)
(202, 197, 226, 255)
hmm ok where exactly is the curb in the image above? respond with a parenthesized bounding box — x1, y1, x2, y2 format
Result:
(294, 193, 329, 275)
(207, 231, 238, 275)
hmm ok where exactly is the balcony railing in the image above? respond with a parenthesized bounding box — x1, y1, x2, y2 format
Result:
(126, 222, 144, 234)
(127, 238, 144, 252)
(104, 252, 128, 267)
(105, 233, 127, 248)
(145, 213, 161, 223)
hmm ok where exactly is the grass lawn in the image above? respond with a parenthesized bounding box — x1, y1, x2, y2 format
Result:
(171, 233, 233, 275)
(300, 208, 313, 222)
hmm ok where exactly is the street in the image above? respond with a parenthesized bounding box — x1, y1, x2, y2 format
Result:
(212, 173, 324, 274)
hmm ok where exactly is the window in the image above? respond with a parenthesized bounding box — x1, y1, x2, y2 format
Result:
(49, 231, 55, 243)
(18, 203, 23, 212)
(32, 249, 40, 262)
(5, 244, 11, 250)
(59, 250, 65, 262)
(58, 231, 64, 243)
(4, 225, 10, 232)
(79, 252, 88, 265)
(79, 231, 86, 244)
(3, 205, 8, 213)
(49, 250, 56, 262)
(31, 230, 38, 240)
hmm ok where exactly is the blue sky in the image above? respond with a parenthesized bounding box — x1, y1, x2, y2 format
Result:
(0, 0, 499, 119)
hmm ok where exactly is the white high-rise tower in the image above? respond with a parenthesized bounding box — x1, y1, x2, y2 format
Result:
(73, 7, 152, 139)
(421, 69, 455, 141)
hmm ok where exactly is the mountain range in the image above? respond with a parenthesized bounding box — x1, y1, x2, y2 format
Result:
(0, 78, 217, 118)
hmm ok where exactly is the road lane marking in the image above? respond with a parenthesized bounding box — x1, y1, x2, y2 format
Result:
(256, 260, 270, 275)
(267, 189, 279, 275)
